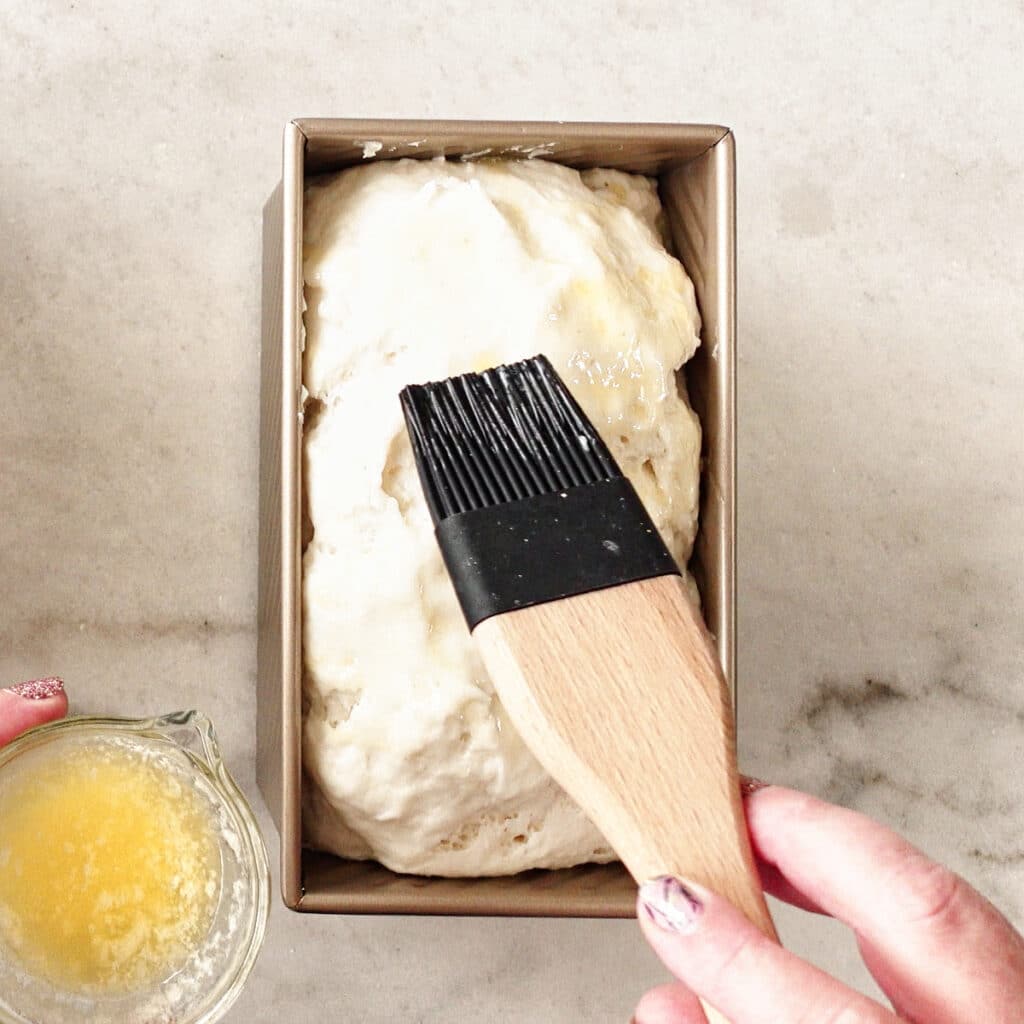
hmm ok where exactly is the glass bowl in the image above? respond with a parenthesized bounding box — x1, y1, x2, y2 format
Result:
(0, 710, 269, 1024)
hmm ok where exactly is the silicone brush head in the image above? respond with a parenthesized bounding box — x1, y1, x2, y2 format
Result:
(399, 355, 679, 631)
(399, 354, 621, 525)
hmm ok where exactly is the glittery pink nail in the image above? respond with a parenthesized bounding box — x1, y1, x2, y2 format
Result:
(6, 677, 65, 701)
(740, 776, 770, 798)
(639, 876, 703, 935)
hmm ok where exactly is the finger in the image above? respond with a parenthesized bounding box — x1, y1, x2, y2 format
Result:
(740, 778, 827, 914)
(752, 855, 826, 915)
(745, 785, 1024, 1024)
(638, 875, 900, 1024)
(632, 981, 707, 1024)
(0, 678, 68, 745)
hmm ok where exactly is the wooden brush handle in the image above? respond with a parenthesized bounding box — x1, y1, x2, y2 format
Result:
(474, 574, 776, 1020)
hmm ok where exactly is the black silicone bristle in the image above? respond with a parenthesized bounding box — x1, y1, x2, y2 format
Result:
(400, 355, 623, 524)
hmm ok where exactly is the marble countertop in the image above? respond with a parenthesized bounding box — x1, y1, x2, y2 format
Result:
(2, 2, 1021, 1020)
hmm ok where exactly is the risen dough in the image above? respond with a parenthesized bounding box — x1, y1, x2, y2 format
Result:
(302, 157, 701, 876)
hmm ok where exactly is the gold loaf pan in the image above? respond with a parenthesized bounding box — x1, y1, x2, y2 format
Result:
(257, 119, 736, 916)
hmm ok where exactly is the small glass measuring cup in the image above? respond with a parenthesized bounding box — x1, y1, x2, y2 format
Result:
(0, 710, 269, 1024)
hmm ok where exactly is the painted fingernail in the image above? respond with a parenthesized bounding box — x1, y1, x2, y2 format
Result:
(5, 677, 65, 701)
(639, 876, 703, 935)
(740, 775, 770, 798)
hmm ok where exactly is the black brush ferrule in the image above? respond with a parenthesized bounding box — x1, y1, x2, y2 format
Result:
(435, 477, 680, 630)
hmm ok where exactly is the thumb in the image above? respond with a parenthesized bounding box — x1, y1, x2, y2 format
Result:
(637, 876, 900, 1024)
(0, 678, 68, 746)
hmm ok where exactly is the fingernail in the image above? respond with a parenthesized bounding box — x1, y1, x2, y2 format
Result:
(5, 677, 65, 701)
(740, 775, 770, 798)
(639, 876, 703, 935)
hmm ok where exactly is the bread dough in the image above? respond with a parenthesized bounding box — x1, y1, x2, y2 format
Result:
(301, 157, 701, 876)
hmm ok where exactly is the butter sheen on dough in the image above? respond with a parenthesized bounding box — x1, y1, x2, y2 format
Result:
(302, 158, 702, 876)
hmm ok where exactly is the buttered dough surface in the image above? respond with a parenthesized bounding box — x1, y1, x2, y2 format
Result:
(302, 157, 702, 875)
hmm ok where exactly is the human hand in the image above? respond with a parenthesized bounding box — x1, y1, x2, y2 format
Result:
(633, 783, 1024, 1023)
(0, 677, 68, 746)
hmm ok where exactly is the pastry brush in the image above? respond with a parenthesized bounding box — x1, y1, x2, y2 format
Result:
(400, 355, 776, 984)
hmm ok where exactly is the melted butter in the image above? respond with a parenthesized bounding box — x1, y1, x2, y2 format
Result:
(0, 736, 221, 994)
